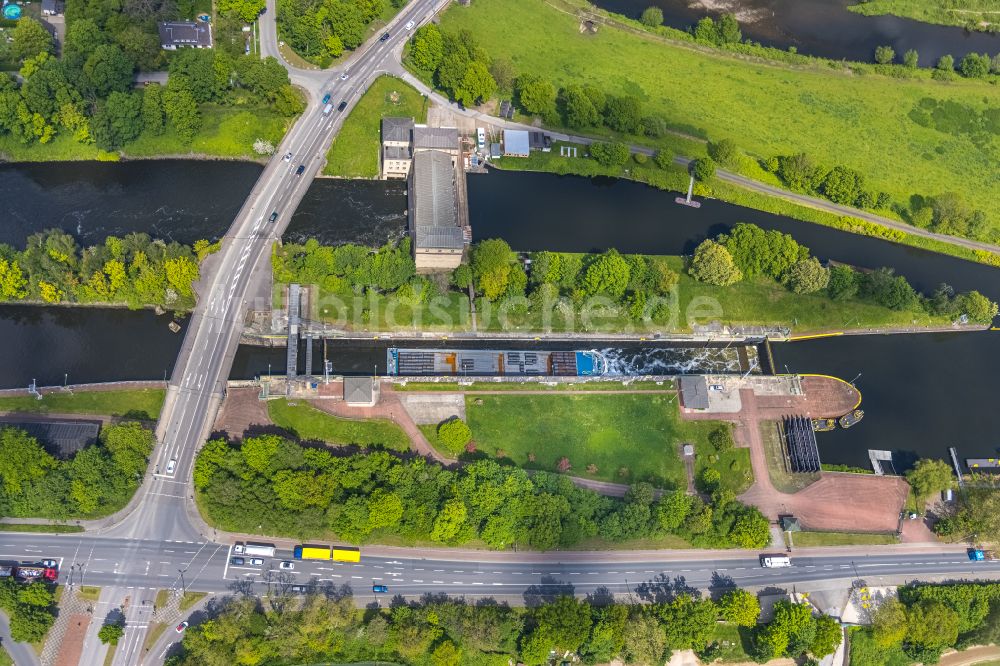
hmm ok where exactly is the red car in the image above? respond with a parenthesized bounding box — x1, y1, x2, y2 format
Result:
(176, 621, 189, 633)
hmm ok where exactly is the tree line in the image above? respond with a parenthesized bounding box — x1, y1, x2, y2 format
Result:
(0, 229, 214, 309)
(169, 584, 842, 665)
(0, 422, 154, 519)
(0, 16, 301, 153)
(278, 0, 405, 66)
(194, 434, 771, 549)
(856, 582, 1000, 665)
(688, 222, 998, 322)
(0, 577, 56, 643)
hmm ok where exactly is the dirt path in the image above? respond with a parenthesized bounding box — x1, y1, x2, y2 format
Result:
(939, 646, 1000, 666)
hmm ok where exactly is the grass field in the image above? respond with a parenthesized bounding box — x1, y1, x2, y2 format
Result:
(848, 0, 1000, 29)
(0, 389, 165, 419)
(323, 75, 429, 177)
(0, 647, 12, 666)
(179, 591, 206, 612)
(267, 399, 410, 451)
(0, 523, 84, 533)
(792, 531, 899, 546)
(77, 586, 101, 602)
(0, 106, 290, 162)
(463, 394, 728, 488)
(441, 0, 1000, 234)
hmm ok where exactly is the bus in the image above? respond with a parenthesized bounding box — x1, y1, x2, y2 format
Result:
(293, 545, 361, 562)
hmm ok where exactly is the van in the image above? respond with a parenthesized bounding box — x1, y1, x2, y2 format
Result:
(323, 103, 333, 115)
(760, 554, 791, 568)
(337, 100, 347, 112)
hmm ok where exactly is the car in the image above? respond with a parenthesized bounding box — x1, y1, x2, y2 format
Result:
(372, 584, 388, 593)
(379, 32, 390, 42)
(337, 100, 347, 112)
(295, 165, 305, 176)
(709, 384, 724, 391)
(321, 93, 331, 104)
(165, 458, 176, 474)
(249, 558, 264, 566)
(282, 151, 292, 162)
(176, 621, 188, 633)
(405, 20, 414, 30)
(40, 560, 57, 569)
(339, 72, 349, 80)
(290, 585, 306, 594)
(230, 557, 245, 566)
(279, 561, 294, 570)
(269, 211, 278, 222)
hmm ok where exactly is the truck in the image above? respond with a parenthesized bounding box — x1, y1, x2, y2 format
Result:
(0, 566, 13, 578)
(16, 565, 57, 581)
(760, 554, 791, 568)
(233, 542, 276, 558)
(968, 548, 996, 561)
(293, 545, 361, 562)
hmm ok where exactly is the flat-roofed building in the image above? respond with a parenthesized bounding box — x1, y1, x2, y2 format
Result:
(158, 21, 213, 50)
(381, 117, 414, 179)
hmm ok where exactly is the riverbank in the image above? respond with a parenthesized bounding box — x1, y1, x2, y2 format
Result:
(436, 0, 1000, 238)
(847, 0, 1000, 30)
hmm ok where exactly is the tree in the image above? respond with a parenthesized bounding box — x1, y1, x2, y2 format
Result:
(728, 508, 770, 548)
(561, 84, 600, 128)
(0, 259, 28, 300)
(622, 611, 666, 664)
(689, 239, 742, 286)
(827, 265, 858, 301)
(141, 84, 166, 135)
(92, 92, 143, 151)
(581, 249, 630, 298)
(603, 95, 642, 133)
(689, 157, 716, 181)
(529, 596, 593, 657)
(777, 153, 819, 191)
(411, 24, 444, 72)
(960, 52, 991, 78)
(217, 0, 265, 22)
(654, 149, 673, 169)
(859, 268, 916, 311)
(871, 598, 908, 648)
(516, 74, 557, 120)
(906, 599, 959, 654)
(98, 622, 125, 645)
(589, 142, 630, 168)
(489, 56, 515, 96)
(903, 49, 919, 68)
(717, 14, 742, 43)
(937, 54, 955, 71)
(164, 80, 202, 141)
(11, 19, 53, 62)
(640, 6, 663, 27)
(874, 45, 895, 64)
(455, 60, 496, 106)
(471, 239, 513, 301)
(658, 594, 717, 650)
(720, 589, 761, 627)
(906, 458, 954, 502)
(84, 45, 135, 97)
(430, 497, 467, 543)
(785, 257, 830, 294)
(436, 418, 472, 455)
(810, 615, 842, 657)
(820, 165, 866, 205)
(962, 290, 999, 324)
(708, 138, 741, 169)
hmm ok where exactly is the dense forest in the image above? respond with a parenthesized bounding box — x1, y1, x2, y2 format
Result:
(0, 422, 154, 519)
(0, 0, 301, 154)
(0, 230, 216, 309)
(168, 589, 841, 665)
(194, 435, 771, 549)
(277, 0, 406, 66)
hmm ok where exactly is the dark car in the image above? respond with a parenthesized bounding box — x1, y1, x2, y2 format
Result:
(372, 584, 388, 593)
(230, 557, 245, 565)
(268, 211, 278, 222)
(322, 93, 331, 104)
(295, 165, 305, 176)
(379, 32, 390, 42)
(337, 100, 347, 112)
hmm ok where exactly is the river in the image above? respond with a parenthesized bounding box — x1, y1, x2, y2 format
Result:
(594, 0, 1000, 64)
(1, 162, 997, 469)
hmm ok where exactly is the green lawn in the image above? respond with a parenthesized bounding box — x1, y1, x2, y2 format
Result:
(395, 380, 675, 391)
(0, 389, 164, 419)
(323, 75, 430, 177)
(179, 591, 207, 612)
(77, 586, 101, 602)
(792, 531, 899, 547)
(710, 623, 755, 662)
(0, 647, 12, 666)
(0, 523, 84, 533)
(694, 424, 754, 495)
(267, 399, 410, 451)
(463, 394, 729, 488)
(848, 0, 1000, 29)
(441, 0, 1000, 235)
(0, 106, 290, 162)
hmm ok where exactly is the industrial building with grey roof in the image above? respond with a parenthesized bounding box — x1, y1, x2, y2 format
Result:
(409, 151, 464, 252)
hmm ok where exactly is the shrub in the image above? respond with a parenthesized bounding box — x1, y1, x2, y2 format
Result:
(633, 152, 648, 165)
(689, 239, 742, 286)
(557, 456, 571, 472)
(640, 6, 663, 27)
(709, 426, 733, 453)
(785, 257, 830, 294)
(874, 45, 895, 64)
(436, 418, 472, 455)
(590, 141, 630, 168)
(689, 156, 716, 181)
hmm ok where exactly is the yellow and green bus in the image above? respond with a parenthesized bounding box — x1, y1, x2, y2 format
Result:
(293, 544, 361, 562)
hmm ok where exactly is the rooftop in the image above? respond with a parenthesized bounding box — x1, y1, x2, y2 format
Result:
(411, 151, 463, 250)
(503, 129, 530, 156)
(159, 21, 212, 48)
(679, 375, 710, 410)
(414, 126, 459, 151)
(344, 377, 375, 405)
(382, 117, 414, 143)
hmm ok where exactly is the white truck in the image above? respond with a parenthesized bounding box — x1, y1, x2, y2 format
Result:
(760, 554, 791, 568)
(233, 542, 276, 558)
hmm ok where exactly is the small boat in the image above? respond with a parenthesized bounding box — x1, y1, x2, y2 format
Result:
(168, 321, 182, 333)
(839, 409, 864, 429)
(812, 418, 837, 432)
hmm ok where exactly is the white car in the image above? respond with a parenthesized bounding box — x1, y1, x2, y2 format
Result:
(405, 20, 415, 30)
(340, 72, 349, 80)
(41, 559, 57, 569)
(166, 458, 176, 474)
(249, 558, 264, 566)
(709, 384, 724, 391)
(282, 151, 293, 162)
(279, 561, 294, 570)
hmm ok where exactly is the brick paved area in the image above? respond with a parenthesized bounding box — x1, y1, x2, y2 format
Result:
(212, 387, 271, 440)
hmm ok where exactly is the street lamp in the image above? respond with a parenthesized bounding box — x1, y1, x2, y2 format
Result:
(178, 568, 187, 595)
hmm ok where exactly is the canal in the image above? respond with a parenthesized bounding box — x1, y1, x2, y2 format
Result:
(0, 162, 997, 469)
(593, 0, 1000, 65)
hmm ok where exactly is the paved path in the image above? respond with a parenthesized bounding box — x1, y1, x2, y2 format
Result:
(0, 611, 40, 666)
